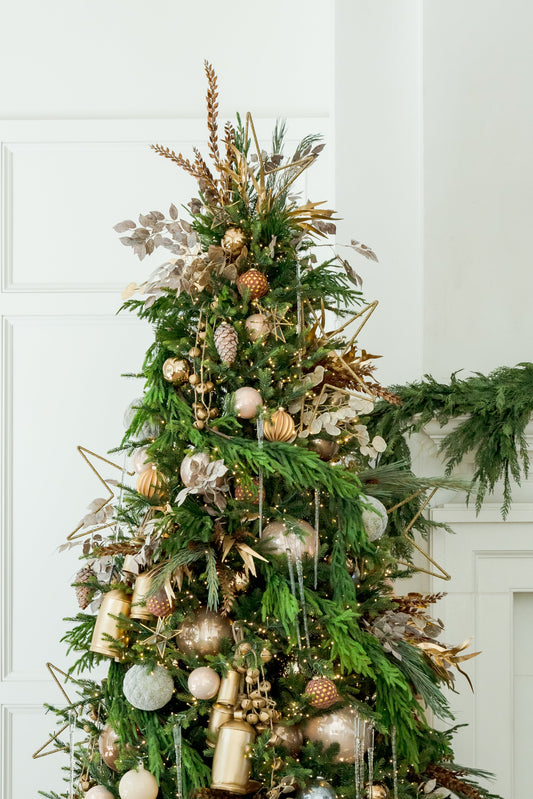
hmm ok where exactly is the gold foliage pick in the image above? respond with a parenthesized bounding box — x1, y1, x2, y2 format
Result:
(32, 664, 81, 759)
(416, 638, 481, 690)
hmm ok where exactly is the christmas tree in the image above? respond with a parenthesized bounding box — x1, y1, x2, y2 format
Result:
(39, 64, 501, 799)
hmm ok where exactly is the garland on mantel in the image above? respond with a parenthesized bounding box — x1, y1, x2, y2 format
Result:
(366, 363, 533, 518)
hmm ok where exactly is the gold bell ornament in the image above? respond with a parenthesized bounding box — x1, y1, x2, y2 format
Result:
(90, 589, 131, 658)
(130, 572, 153, 620)
(264, 408, 296, 443)
(211, 718, 256, 794)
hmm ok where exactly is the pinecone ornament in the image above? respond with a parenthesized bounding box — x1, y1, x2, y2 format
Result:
(74, 567, 95, 610)
(214, 323, 238, 364)
(305, 676, 339, 709)
(237, 269, 269, 299)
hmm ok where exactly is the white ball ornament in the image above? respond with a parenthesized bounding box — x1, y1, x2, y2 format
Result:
(85, 788, 114, 799)
(122, 664, 174, 711)
(188, 666, 220, 699)
(361, 495, 388, 541)
(261, 520, 316, 559)
(119, 765, 159, 799)
(131, 446, 151, 474)
(233, 387, 263, 419)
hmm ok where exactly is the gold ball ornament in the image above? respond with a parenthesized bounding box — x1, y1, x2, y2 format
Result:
(85, 787, 114, 799)
(308, 438, 340, 461)
(177, 609, 232, 656)
(189, 346, 201, 358)
(365, 786, 390, 799)
(237, 268, 269, 299)
(188, 666, 221, 700)
(305, 676, 340, 709)
(264, 409, 297, 442)
(304, 706, 369, 763)
(136, 466, 164, 499)
(261, 519, 317, 559)
(189, 373, 200, 385)
(233, 386, 263, 419)
(222, 226, 246, 255)
(272, 723, 303, 755)
(118, 765, 159, 799)
(245, 313, 271, 341)
(162, 357, 189, 384)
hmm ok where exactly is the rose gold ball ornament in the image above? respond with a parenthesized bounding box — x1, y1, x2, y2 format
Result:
(98, 724, 121, 771)
(118, 765, 158, 799)
(162, 357, 189, 384)
(272, 723, 303, 755)
(305, 676, 340, 709)
(304, 706, 368, 763)
(188, 666, 221, 700)
(233, 387, 263, 419)
(264, 409, 296, 443)
(85, 787, 114, 799)
(237, 268, 269, 300)
(177, 610, 232, 656)
(222, 226, 246, 255)
(245, 313, 271, 341)
(261, 519, 316, 559)
(131, 446, 151, 474)
(361, 494, 388, 542)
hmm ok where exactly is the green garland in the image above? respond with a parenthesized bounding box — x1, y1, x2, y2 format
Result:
(367, 363, 533, 517)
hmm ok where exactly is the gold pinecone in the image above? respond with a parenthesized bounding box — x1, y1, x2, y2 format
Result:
(74, 567, 95, 610)
(214, 323, 238, 364)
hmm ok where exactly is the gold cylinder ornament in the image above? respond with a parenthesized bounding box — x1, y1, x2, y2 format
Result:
(211, 719, 256, 794)
(216, 669, 241, 707)
(130, 572, 153, 620)
(263, 409, 296, 443)
(207, 703, 234, 748)
(90, 589, 131, 658)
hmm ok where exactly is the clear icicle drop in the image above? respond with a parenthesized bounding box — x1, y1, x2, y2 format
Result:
(367, 724, 375, 799)
(173, 721, 183, 799)
(295, 551, 310, 648)
(314, 488, 320, 588)
(257, 415, 264, 537)
(68, 710, 75, 799)
(392, 725, 398, 799)
(286, 549, 302, 650)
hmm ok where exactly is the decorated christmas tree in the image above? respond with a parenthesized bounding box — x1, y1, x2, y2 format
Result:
(38, 64, 502, 799)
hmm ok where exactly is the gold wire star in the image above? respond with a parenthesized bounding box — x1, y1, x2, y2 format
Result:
(32, 664, 84, 759)
(140, 617, 180, 658)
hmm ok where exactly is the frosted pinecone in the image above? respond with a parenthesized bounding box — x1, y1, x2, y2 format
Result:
(73, 567, 95, 610)
(214, 323, 238, 364)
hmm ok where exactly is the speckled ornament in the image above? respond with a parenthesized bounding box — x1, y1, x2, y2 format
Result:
(305, 677, 340, 709)
(233, 387, 263, 419)
(234, 478, 265, 504)
(122, 664, 174, 711)
(145, 584, 174, 617)
(237, 268, 269, 299)
(361, 495, 388, 541)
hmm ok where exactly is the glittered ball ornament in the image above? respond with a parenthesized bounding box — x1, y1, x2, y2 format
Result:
(233, 387, 263, 419)
(177, 609, 232, 656)
(304, 706, 368, 763)
(305, 676, 340, 709)
(188, 666, 221, 700)
(118, 765, 158, 799)
(296, 779, 337, 799)
(136, 467, 164, 499)
(122, 664, 174, 711)
(85, 787, 114, 799)
(222, 226, 246, 255)
(361, 495, 388, 541)
(131, 446, 151, 474)
(264, 409, 296, 443)
(245, 313, 271, 341)
(162, 357, 189, 384)
(261, 519, 316, 559)
(237, 268, 269, 299)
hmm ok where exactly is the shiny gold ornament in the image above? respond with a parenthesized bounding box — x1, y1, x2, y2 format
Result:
(130, 572, 153, 620)
(222, 227, 246, 255)
(193, 419, 205, 430)
(308, 438, 339, 461)
(98, 723, 121, 771)
(305, 676, 340, 709)
(365, 786, 390, 799)
(237, 268, 269, 300)
(207, 702, 234, 747)
(211, 719, 256, 794)
(260, 647, 272, 663)
(204, 380, 215, 392)
(217, 669, 241, 707)
(245, 313, 271, 341)
(177, 609, 232, 656)
(90, 589, 131, 658)
(304, 706, 367, 763)
(264, 408, 296, 443)
(136, 466, 164, 499)
(209, 408, 219, 418)
(162, 357, 189, 384)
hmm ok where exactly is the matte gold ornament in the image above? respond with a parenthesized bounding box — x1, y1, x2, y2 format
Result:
(365, 785, 390, 799)
(305, 676, 340, 709)
(304, 706, 368, 763)
(162, 357, 190, 384)
(214, 322, 239, 364)
(308, 438, 339, 461)
(177, 609, 232, 656)
(264, 409, 296, 443)
(130, 572, 153, 620)
(85, 787, 114, 799)
(245, 313, 271, 341)
(188, 666, 221, 700)
(118, 765, 158, 799)
(271, 723, 303, 755)
(136, 466, 164, 499)
(237, 268, 269, 300)
(90, 589, 131, 658)
(261, 519, 316, 559)
(222, 226, 246, 255)
(211, 719, 256, 794)
(233, 386, 263, 419)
